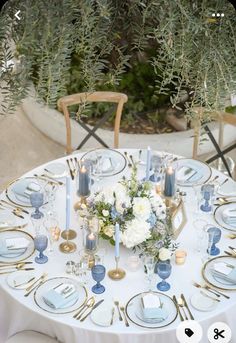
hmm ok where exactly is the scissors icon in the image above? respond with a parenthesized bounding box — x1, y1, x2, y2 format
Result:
(214, 328, 225, 339)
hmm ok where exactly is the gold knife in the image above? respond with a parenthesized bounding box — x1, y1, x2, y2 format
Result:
(181, 294, 194, 320)
(173, 295, 184, 321)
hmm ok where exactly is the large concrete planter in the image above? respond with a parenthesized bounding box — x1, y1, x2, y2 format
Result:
(21, 94, 236, 158)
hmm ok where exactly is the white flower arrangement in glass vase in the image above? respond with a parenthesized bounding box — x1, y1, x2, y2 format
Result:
(85, 166, 177, 260)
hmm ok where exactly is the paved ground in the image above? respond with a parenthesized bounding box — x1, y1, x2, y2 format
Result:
(0, 107, 235, 191)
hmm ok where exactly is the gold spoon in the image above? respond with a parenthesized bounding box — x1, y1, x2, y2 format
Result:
(75, 297, 95, 320)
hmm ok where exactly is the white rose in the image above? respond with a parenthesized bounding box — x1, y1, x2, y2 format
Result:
(103, 225, 114, 237)
(133, 197, 151, 220)
(120, 219, 151, 248)
(102, 209, 109, 217)
(159, 247, 171, 261)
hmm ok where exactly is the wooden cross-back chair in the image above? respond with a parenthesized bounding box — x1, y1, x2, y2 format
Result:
(192, 107, 236, 177)
(57, 91, 128, 154)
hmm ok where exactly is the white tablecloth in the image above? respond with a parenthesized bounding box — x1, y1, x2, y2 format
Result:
(0, 149, 236, 343)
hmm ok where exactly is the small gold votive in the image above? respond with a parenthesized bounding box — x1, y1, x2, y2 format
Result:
(175, 250, 187, 265)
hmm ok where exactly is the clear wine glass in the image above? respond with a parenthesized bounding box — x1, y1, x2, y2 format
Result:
(91, 264, 106, 294)
(44, 217, 60, 253)
(30, 192, 44, 219)
(142, 255, 156, 291)
(34, 234, 48, 264)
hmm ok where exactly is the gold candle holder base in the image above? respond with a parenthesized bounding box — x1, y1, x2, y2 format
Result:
(164, 196, 179, 214)
(108, 257, 126, 280)
(59, 241, 76, 253)
(61, 229, 77, 240)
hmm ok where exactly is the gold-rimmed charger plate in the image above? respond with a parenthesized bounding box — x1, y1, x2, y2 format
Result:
(81, 148, 127, 177)
(34, 276, 88, 314)
(125, 291, 178, 329)
(0, 229, 35, 263)
(172, 158, 212, 186)
(202, 255, 236, 291)
(214, 202, 236, 232)
(5, 176, 47, 207)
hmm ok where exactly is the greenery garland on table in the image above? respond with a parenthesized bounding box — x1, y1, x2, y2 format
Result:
(0, 0, 235, 124)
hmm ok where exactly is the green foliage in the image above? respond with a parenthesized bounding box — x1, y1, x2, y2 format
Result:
(0, 0, 235, 120)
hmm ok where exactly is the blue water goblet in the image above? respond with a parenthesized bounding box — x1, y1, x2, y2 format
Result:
(156, 261, 172, 291)
(207, 227, 221, 256)
(91, 264, 106, 294)
(34, 234, 48, 264)
(200, 184, 214, 212)
(30, 192, 44, 219)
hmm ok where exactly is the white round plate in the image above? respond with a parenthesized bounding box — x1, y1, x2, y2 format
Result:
(6, 177, 47, 207)
(7, 271, 35, 290)
(43, 162, 68, 178)
(91, 302, 114, 327)
(34, 276, 87, 314)
(202, 256, 236, 291)
(126, 291, 178, 329)
(81, 149, 127, 177)
(0, 229, 35, 263)
(0, 209, 28, 229)
(172, 158, 211, 186)
(190, 291, 218, 312)
(214, 203, 236, 232)
(217, 178, 236, 197)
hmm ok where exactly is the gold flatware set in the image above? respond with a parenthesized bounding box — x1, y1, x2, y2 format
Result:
(66, 157, 79, 180)
(0, 262, 34, 275)
(24, 272, 48, 297)
(173, 294, 194, 321)
(73, 297, 104, 322)
(224, 246, 236, 257)
(193, 282, 230, 299)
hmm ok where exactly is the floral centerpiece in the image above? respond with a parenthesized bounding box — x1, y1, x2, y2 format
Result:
(85, 167, 176, 260)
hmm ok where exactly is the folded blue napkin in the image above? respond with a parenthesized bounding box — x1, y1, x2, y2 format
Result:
(43, 285, 79, 309)
(0, 238, 28, 256)
(12, 180, 40, 200)
(211, 267, 236, 284)
(142, 306, 168, 321)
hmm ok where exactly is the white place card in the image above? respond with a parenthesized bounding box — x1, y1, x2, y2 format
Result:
(142, 293, 161, 309)
(214, 262, 233, 275)
(6, 237, 29, 250)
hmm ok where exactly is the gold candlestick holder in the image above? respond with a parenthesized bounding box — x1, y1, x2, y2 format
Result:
(61, 228, 77, 240)
(108, 256, 126, 280)
(59, 229, 77, 253)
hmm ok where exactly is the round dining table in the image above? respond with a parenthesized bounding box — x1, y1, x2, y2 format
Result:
(0, 149, 236, 343)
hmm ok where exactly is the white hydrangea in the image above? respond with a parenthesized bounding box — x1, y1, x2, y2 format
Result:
(103, 225, 114, 238)
(150, 191, 166, 219)
(121, 219, 151, 248)
(133, 197, 151, 220)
